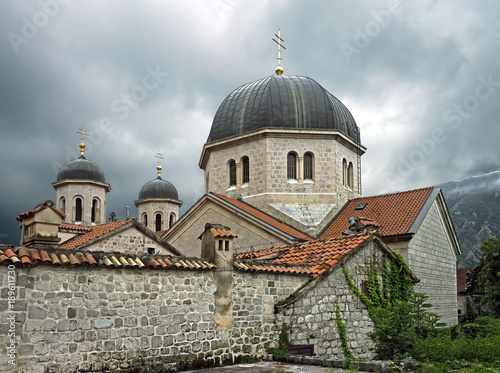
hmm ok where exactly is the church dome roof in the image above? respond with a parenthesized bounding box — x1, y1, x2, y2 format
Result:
(57, 155, 106, 183)
(207, 75, 360, 143)
(138, 177, 179, 200)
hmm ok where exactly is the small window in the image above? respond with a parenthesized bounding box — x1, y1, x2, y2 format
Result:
(348, 162, 354, 189)
(75, 197, 83, 222)
(355, 203, 367, 211)
(242, 156, 250, 184)
(225, 241, 229, 251)
(229, 160, 236, 187)
(342, 158, 348, 187)
(143, 213, 148, 227)
(218, 240, 223, 251)
(169, 213, 176, 228)
(304, 152, 313, 180)
(60, 197, 66, 215)
(91, 199, 98, 223)
(287, 152, 297, 179)
(147, 248, 155, 255)
(155, 213, 162, 232)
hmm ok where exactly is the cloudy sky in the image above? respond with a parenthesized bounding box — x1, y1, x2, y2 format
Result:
(1, 0, 499, 245)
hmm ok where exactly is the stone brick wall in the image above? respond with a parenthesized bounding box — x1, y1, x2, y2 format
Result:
(407, 200, 459, 325)
(0, 264, 306, 372)
(85, 227, 175, 256)
(277, 240, 382, 360)
(136, 200, 180, 233)
(166, 205, 293, 257)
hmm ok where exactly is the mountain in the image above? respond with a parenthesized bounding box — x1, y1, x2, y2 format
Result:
(437, 171, 500, 267)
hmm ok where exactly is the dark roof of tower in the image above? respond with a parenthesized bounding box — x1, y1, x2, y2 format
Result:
(207, 75, 360, 143)
(56, 155, 106, 183)
(138, 177, 179, 200)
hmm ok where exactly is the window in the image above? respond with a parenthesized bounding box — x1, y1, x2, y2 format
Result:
(287, 152, 297, 179)
(218, 240, 223, 251)
(348, 162, 354, 189)
(142, 213, 148, 227)
(169, 213, 176, 228)
(60, 197, 66, 215)
(342, 158, 347, 187)
(91, 199, 98, 223)
(228, 159, 236, 186)
(155, 213, 162, 232)
(225, 240, 229, 251)
(75, 197, 82, 222)
(304, 152, 313, 180)
(242, 156, 249, 184)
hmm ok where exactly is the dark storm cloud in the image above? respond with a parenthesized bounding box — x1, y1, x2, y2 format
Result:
(1, 0, 499, 244)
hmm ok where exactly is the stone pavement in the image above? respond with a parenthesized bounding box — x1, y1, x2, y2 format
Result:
(183, 361, 370, 372)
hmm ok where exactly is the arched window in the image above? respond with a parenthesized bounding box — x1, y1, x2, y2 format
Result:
(169, 213, 176, 228)
(228, 159, 236, 187)
(155, 213, 162, 232)
(241, 156, 250, 184)
(75, 197, 83, 222)
(142, 213, 148, 228)
(348, 162, 354, 189)
(304, 152, 314, 180)
(59, 197, 66, 215)
(287, 152, 297, 179)
(91, 199, 99, 223)
(342, 158, 348, 187)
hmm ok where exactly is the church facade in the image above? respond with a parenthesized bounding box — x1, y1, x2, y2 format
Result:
(0, 59, 462, 371)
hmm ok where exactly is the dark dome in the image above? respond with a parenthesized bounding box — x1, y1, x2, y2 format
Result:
(57, 155, 106, 183)
(207, 75, 360, 143)
(138, 177, 179, 200)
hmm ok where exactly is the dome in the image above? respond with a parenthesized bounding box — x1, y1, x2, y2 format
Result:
(57, 155, 106, 183)
(138, 176, 179, 200)
(207, 75, 360, 143)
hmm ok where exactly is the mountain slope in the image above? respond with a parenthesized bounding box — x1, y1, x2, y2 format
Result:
(437, 171, 500, 267)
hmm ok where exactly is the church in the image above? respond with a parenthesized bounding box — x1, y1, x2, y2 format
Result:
(1, 37, 461, 372)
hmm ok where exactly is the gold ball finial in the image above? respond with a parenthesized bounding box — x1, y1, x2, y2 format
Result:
(275, 65, 284, 75)
(157, 164, 162, 177)
(79, 141, 86, 155)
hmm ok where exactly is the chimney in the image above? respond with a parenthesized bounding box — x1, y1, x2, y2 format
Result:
(199, 223, 237, 270)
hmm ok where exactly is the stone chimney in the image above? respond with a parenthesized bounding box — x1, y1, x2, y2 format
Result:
(16, 200, 65, 248)
(199, 223, 237, 331)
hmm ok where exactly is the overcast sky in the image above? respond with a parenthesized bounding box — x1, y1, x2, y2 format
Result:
(1, 0, 499, 245)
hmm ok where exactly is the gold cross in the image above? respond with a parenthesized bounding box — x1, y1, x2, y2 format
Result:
(77, 125, 89, 155)
(272, 29, 286, 75)
(155, 150, 163, 177)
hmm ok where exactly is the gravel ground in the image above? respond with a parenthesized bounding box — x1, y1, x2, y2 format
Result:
(183, 361, 370, 372)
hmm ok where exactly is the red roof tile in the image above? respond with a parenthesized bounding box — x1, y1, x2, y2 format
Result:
(0, 247, 217, 272)
(59, 223, 93, 232)
(213, 193, 311, 241)
(235, 233, 373, 278)
(321, 187, 434, 239)
(58, 220, 132, 250)
(16, 201, 66, 221)
(209, 227, 237, 238)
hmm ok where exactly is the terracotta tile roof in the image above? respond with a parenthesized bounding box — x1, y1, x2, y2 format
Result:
(0, 247, 216, 271)
(16, 201, 66, 221)
(212, 193, 311, 241)
(320, 187, 434, 239)
(209, 227, 237, 238)
(234, 233, 372, 278)
(58, 220, 133, 250)
(457, 267, 473, 293)
(59, 223, 93, 232)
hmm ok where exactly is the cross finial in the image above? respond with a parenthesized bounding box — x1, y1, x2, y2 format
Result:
(76, 125, 89, 156)
(155, 150, 164, 177)
(272, 29, 286, 75)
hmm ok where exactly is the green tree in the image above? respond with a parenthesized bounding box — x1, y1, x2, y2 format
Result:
(477, 237, 500, 318)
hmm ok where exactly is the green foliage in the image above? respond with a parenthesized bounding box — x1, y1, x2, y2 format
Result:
(267, 330, 289, 356)
(239, 355, 260, 364)
(477, 237, 500, 317)
(335, 300, 353, 360)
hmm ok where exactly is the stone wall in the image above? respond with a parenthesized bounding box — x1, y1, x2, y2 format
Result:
(277, 240, 383, 360)
(408, 200, 458, 325)
(85, 226, 175, 256)
(0, 263, 306, 372)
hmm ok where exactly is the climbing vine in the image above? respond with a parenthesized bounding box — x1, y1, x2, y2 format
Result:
(335, 300, 353, 360)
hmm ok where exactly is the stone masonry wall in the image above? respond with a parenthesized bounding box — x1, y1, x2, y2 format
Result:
(86, 227, 175, 256)
(0, 264, 306, 372)
(278, 241, 383, 360)
(408, 200, 459, 325)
